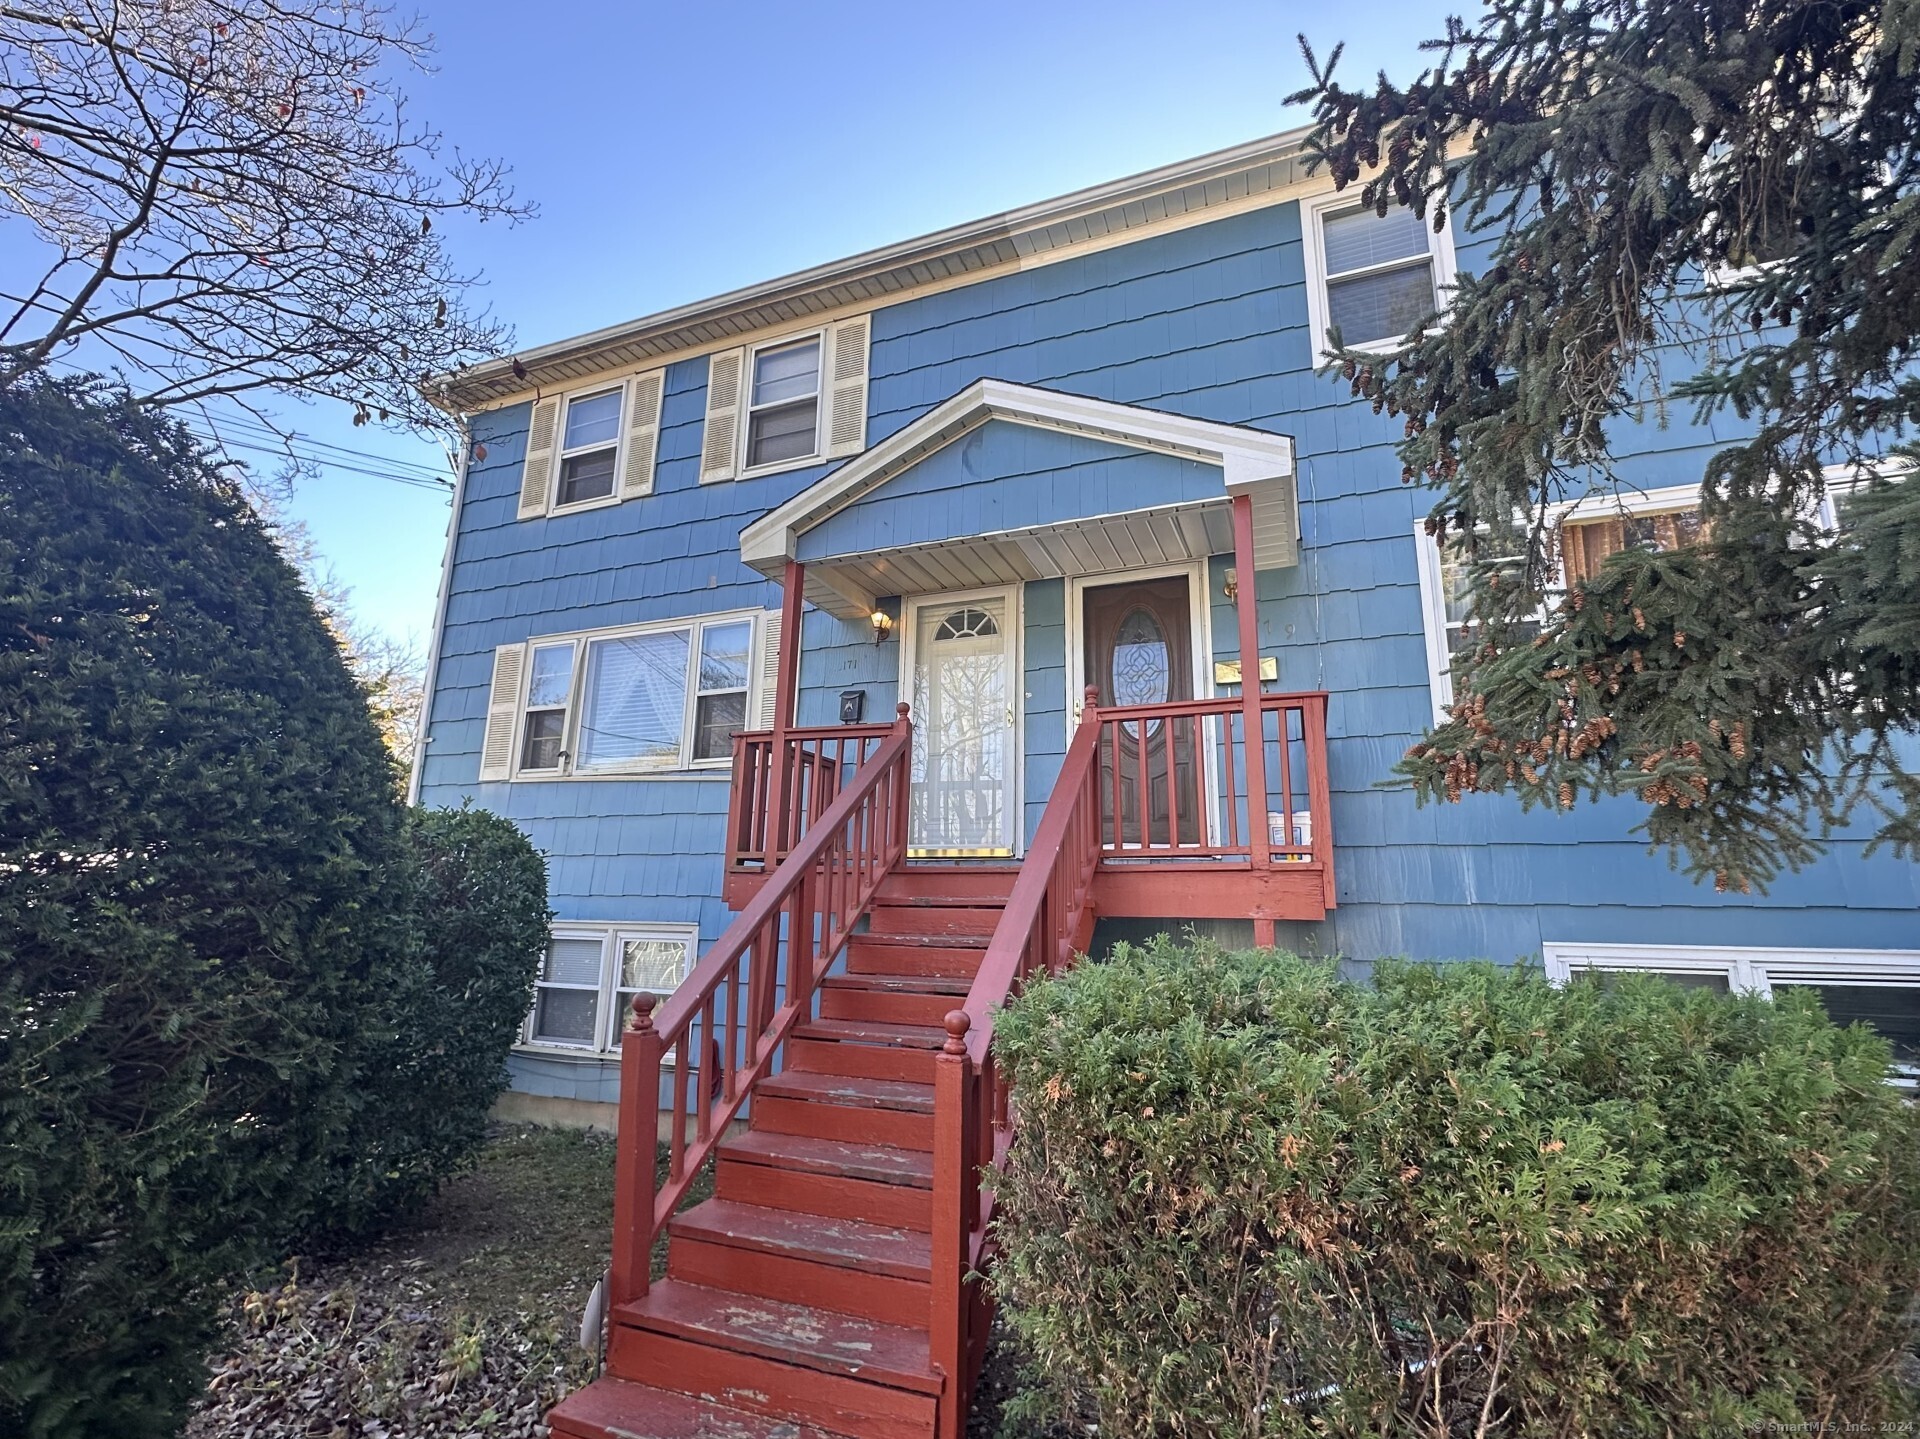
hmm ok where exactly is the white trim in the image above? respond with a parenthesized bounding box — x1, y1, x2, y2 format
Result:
(739, 379, 1298, 612)
(1411, 524, 1456, 725)
(547, 381, 629, 516)
(899, 583, 1024, 857)
(738, 328, 828, 479)
(504, 607, 768, 781)
(522, 921, 699, 1055)
(409, 435, 469, 804)
(1300, 190, 1459, 365)
(1542, 941, 1920, 1084)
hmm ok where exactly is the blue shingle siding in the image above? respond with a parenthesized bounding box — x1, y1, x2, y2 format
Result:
(419, 190, 1919, 1105)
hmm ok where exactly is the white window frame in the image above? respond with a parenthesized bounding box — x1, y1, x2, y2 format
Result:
(510, 609, 766, 780)
(550, 382, 627, 515)
(739, 328, 826, 479)
(521, 922, 698, 1055)
(1301, 190, 1458, 365)
(1542, 941, 1920, 1086)
(518, 638, 579, 774)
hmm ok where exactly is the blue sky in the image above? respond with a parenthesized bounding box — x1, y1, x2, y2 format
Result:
(20, 0, 1456, 646)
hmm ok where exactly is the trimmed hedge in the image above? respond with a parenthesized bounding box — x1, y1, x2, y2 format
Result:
(0, 377, 548, 1437)
(991, 936, 1920, 1437)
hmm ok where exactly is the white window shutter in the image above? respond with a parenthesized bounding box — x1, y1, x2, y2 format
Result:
(824, 316, 870, 458)
(621, 370, 665, 500)
(755, 609, 783, 728)
(699, 349, 745, 483)
(478, 643, 526, 781)
(518, 398, 561, 519)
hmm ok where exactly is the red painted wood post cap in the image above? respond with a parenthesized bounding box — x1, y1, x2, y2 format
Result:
(628, 992, 657, 1032)
(896, 701, 911, 719)
(942, 1010, 970, 1056)
(1083, 685, 1099, 709)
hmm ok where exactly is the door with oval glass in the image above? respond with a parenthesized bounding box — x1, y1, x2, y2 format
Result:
(1084, 575, 1199, 847)
(906, 593, 1017, 855)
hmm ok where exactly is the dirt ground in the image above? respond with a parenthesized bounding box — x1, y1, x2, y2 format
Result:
(186, 1125, 1040, 1439)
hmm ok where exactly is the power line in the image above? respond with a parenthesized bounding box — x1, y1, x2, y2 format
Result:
(186, 426, 453, 493)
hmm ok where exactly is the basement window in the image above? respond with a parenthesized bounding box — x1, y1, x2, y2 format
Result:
(526, 925, 698, 1053)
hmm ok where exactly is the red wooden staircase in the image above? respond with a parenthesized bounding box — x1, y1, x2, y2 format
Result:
(549, 674, 1329, 1437)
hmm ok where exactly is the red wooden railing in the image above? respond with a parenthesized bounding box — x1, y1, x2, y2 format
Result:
(927, 690, 1107, 1436)
(609, 704, 913, 1307)
(726, 723, 897, 871)
(1092, 692, 1332, 868)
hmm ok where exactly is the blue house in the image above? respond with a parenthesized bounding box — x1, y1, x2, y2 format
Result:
(411, 128, 1919, 1439)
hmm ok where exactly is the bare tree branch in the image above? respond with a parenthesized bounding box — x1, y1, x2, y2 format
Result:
(0, 0, 530, 442)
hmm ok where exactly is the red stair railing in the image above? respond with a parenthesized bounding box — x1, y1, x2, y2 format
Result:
(727, 722, 897, 872)
(609, 703, 914, 1307)
(928, 689, 1106, 1438)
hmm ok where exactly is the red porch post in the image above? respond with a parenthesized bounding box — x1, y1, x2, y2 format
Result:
(766, 558, 805, 858)
(1230, 491, 1276, 947)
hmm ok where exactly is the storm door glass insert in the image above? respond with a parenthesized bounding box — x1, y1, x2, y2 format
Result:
(909, 598, 1014, 854)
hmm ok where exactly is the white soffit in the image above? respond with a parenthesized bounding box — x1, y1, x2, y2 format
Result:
(739, 379, 1299, 619)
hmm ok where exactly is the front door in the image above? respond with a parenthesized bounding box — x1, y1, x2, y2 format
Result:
(907, 594, 1016, 855)
(1084, 575, 1200, 847)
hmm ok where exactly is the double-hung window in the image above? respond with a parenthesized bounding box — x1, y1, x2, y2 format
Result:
(520, 641, 577, 772)
(527, 924, 697, 1052)
(1543, 942, 1920, 1086)
(746, 336, 822, 469)
(479, 611, 764, 781)
(1304, 194, 1457, 359)
(555, 387, 623, 508)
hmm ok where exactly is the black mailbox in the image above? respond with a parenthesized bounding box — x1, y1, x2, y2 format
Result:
(838, 690, 866, 724)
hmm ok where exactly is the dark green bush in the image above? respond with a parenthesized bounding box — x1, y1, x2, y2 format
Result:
(0, 377, 549, 1437)
(321, 805, 551, 1237)
(991, 935, 1920, 1438)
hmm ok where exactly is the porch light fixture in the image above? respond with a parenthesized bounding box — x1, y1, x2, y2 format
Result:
(869, 609, 894, 643)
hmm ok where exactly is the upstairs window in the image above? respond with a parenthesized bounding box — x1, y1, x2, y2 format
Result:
(746, 337, 822, 468)
(555, 388, 623, 508)
(1304, 195, 1456, 360)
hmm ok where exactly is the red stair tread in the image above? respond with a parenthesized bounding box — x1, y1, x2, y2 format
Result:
(794, 1018, 947, 1049)
(721, 1130, 934, 1188)
(670, 1198, 930, 1280)
(855, 929, 991, 948)
(822, 973, 972, 995)
(617, 1279, 939, 1393)
(548, 1375, 854, 1439)
(759, 1071, 934, 1113)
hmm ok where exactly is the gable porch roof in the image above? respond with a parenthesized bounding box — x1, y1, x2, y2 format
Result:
(737, 379, 1299, 618)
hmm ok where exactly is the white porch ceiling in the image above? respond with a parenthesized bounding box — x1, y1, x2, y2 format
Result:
(798, 496, 1260, 618)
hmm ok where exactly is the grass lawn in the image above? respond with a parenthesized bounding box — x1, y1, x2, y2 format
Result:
(188, 1125, 709, 1439)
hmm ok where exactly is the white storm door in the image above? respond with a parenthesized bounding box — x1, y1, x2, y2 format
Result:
(907, 593, 1016, 855)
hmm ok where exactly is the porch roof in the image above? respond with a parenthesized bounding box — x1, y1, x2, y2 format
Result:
(737, 379, 1298, 619)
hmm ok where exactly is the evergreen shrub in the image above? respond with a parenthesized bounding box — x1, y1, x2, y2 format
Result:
(0, 377, 548, 1437)
(991, 936, 1920, 1437)
(322, 805, 552, 1236)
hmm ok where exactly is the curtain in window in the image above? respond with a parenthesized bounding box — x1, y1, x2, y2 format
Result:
(1560, 508, 1706, 586)
(577, 630, 690, 768)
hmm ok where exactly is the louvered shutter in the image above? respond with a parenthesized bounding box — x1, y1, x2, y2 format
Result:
(620, 369, 665, 500)
(755, 610, 783, 728)
(478, 643, 526, 780)
(824, 316, 870, 458)
(518, 397, 561, 519)
(699, 349, 745, 483)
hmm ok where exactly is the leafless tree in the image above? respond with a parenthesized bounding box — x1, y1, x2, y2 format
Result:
(0, 0, 528, 439)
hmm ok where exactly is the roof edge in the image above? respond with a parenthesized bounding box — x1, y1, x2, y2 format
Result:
(435, 124, 1319, 413)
